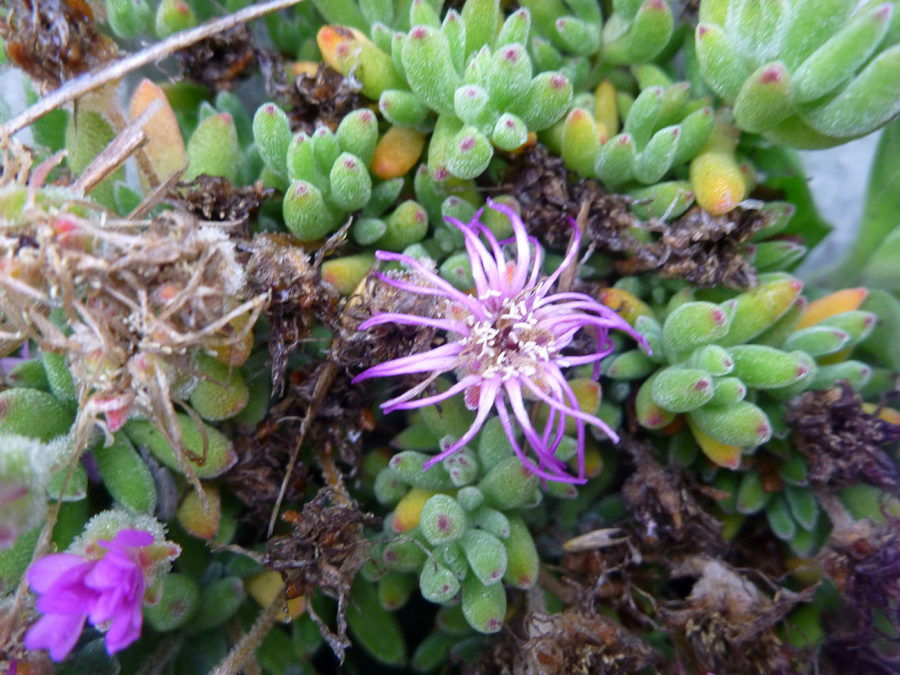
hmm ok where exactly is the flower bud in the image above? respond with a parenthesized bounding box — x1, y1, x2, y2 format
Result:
(0, 388, 74, 441)
(252, 103, 292, 178)
(283, 180, 337, 242)
(594, 133, 636, 186)
(186, 113, 240, 183)
(420, 494, 469, 545)
(123, 414, 237, 479)
(719, 275, 804, 346)
(461, 573, 505, 633)
(93, 433, 156, 514)
(402, 25, 461, 116)
(420, 561, 460, 604)
(662, 301, 732, 362)
(442, 443, 479, 484)
(688, 401, 773, 448)
(561, 108, 601, 177)
(187, 576, 246, 633)
(144, 573, 200, 631)
(635, 372, 677, 430)
(478, 456, 539, 510)
(155, 0, 196, 38)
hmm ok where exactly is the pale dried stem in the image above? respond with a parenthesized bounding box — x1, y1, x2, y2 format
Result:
(210, 584, 287, 675)
(0, 0, 307, 138)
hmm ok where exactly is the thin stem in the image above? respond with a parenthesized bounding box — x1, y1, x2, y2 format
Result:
(210, 584, 287, 675)
(0, 0, 307, 138)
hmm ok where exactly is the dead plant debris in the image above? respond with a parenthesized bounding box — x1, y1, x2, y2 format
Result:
(501, 143, 772, 288)
(173, 175, 271, 235)
(264, 488, 379, 662)
(785, 383, 900, 488)
(176, 24, 257, 91)
(0, 0, 119, 90)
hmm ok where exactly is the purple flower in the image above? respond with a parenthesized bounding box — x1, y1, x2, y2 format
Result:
(353, 199, 647, 483)
(25, 529, 154, 661)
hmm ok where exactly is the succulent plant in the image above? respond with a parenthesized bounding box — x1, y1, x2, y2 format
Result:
(695, 0, 900, 148)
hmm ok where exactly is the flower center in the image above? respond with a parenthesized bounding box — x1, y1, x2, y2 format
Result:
(461, 294, 556, 381)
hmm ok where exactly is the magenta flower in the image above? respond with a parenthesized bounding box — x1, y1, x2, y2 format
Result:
(353, 199, 647, 483)
(25, 529, 153, 661)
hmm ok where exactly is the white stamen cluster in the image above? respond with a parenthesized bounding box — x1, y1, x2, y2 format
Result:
(460, 294, 556, 382)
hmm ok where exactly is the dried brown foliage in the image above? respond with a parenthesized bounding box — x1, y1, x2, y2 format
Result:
(264, 488, 379, 661)
(0, 148, 264, 463)
(175, 24, 257, 91)
(260, 54, 368, 134)
(660, 557, 813, 675)
(174, 176, 271, 234)
(0, 0, 118, 90)
(501, 144, 772, 288)
(786, 383, 900, 488)
(621, 437, 726, 555)
(820, 517, 900, 675)
(468, 607, 659, 675)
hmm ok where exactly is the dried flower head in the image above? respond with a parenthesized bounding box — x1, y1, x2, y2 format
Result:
(353, 199, 647, 483)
